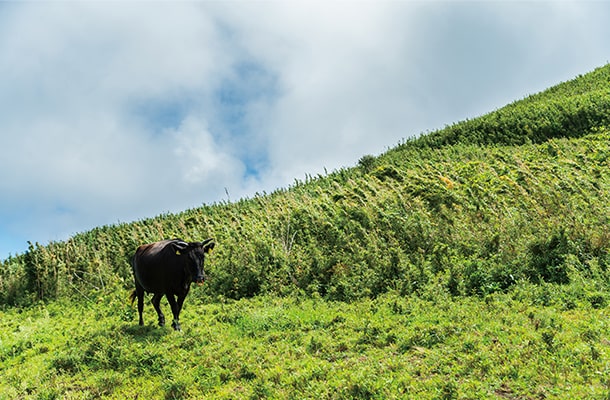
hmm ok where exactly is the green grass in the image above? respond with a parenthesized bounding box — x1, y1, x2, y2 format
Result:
(2, 286, 610, 399)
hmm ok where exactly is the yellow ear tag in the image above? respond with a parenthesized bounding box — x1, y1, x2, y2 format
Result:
(176, 250, 181, 255)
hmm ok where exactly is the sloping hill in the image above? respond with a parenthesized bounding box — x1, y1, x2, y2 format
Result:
(404, 63, 610, 148)
(1, 64, 609, 306)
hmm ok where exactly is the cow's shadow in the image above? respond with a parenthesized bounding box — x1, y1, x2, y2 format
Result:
(121, 324, 171, 341)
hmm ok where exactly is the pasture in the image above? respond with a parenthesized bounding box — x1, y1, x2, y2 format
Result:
(2, 284, 610, 399)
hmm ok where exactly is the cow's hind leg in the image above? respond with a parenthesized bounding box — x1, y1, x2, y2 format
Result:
(134, 284, 145, 326)
(166, 294, 182, 331)
(151, 293, 165, 327)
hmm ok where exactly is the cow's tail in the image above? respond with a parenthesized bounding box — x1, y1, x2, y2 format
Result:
(129, 252, 137, 306)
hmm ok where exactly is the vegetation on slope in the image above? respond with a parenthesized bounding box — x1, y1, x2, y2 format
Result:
(1, 64, 610, 306)
(406, 63, 610, 148)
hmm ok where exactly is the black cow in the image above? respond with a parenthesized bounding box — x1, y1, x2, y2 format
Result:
(130, 238, 215, 331)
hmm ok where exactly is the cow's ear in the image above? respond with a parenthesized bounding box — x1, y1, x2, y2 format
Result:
(171, 240, 189, 255)
(203, 239, 215, 254)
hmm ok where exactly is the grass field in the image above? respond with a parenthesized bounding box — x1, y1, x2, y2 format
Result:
(2, 282, 610, 399)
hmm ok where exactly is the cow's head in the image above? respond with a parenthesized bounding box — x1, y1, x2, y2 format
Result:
(172, 238, 215, 285)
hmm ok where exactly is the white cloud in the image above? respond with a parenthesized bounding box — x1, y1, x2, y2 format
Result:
(170, 116, 244, 187)
(212, 2, 423, 182)
(0, 3, 242, 248)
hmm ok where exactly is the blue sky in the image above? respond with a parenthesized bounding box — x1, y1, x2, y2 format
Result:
(1, 1, 610, 260)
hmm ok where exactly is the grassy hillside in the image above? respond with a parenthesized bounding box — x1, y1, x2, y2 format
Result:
(1, 64, 610, 399)
(1, 64, 610, 306)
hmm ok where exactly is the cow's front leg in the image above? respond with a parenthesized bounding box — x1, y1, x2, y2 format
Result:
(166, 294, 182, 331)
(151, 293, 165, 326)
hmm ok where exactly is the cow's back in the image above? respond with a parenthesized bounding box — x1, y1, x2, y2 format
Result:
(133, 240, 175, 293)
